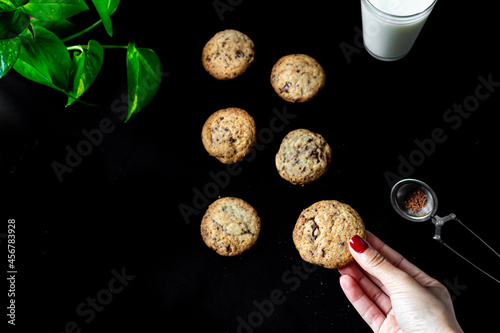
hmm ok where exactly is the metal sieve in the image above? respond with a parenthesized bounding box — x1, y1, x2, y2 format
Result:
(390, 178, 500, 284)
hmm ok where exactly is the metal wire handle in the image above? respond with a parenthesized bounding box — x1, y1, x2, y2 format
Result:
(432, 214, 500, 284)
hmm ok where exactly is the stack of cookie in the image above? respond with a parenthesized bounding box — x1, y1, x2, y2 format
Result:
(198, 29, 366, 269)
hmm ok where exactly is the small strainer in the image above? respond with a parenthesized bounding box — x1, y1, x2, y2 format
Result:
(390, 179, 500, 284)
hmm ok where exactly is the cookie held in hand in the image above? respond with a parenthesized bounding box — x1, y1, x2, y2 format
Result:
(201, 197, 261, 256)
(293, 200, 366, 269)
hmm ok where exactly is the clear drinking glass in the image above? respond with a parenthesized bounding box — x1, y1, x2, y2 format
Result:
(360, 0, 438, 61)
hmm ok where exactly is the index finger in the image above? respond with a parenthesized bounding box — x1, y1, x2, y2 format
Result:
(366, 231, 437, 287)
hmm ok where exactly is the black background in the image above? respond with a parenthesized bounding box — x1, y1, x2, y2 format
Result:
(1, 0, 499, 332)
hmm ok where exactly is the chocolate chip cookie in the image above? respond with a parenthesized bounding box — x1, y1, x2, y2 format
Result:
(293, 200, 366, 269)
(275, 129, 332, 185)
(202, 107, 257, 164)
(270, 54, 326, 102)
(202, 29, 255, 80)
(201, 197, 261, 256)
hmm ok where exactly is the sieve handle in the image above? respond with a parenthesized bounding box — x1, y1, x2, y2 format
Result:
(431, 214, 500, 284)
(431, 213, 456, 243)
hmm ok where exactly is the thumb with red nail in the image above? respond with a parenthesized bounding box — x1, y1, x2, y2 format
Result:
(339, 231, 464, 333)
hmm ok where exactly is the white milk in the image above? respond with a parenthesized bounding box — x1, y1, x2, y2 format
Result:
(360, 0, 437, 61)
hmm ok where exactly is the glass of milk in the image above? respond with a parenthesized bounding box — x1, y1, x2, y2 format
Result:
(360, 0, 437, 61)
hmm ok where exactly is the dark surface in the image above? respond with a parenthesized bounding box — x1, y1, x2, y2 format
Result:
(2, 1, 499, 332)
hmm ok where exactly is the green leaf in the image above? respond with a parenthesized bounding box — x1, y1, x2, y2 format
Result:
(106, 0, 120, 15)
(31, 17, 76, 38)
(90, 0, 120, 37)
(22, 0, 89, 21)
(13, 25, 71, 90)
(0, 0, 28, 12)
(66, 40, 103, 107)
(0, 36, 21, 78)
(126, 40, 162, 122)
(0, 8, 29, 38)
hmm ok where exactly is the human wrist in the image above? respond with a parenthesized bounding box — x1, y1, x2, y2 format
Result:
(438, 322, 463, 333)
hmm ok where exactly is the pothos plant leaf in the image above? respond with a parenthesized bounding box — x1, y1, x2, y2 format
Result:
(90, 0, 120, 37)
(30, 17, 76, 38)
(0, 7, 29, 38)
(22, 0, 89, 21)
(13, 25, 71, 90)
(0, 4, 29, 78)
(126, 40, 162, 122)
(66, 39, 104, 107)
(0, 0, 28, 12)
(0, 1, 161, 120)
(0, 36, 21, 78)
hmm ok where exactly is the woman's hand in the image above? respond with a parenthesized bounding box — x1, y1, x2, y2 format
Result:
(339, 231, 463, 333)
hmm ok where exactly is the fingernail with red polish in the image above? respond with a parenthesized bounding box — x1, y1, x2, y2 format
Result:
(350, 235, 368, 253)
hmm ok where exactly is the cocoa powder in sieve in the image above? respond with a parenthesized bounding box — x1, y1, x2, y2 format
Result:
(405, 188, 428, 213)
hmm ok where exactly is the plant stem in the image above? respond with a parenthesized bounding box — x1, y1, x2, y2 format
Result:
(66, 45, 128, 53)
(61, 19, 102, 43)
(67, 45, 85, 52)
(102, 45, 128, 50)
